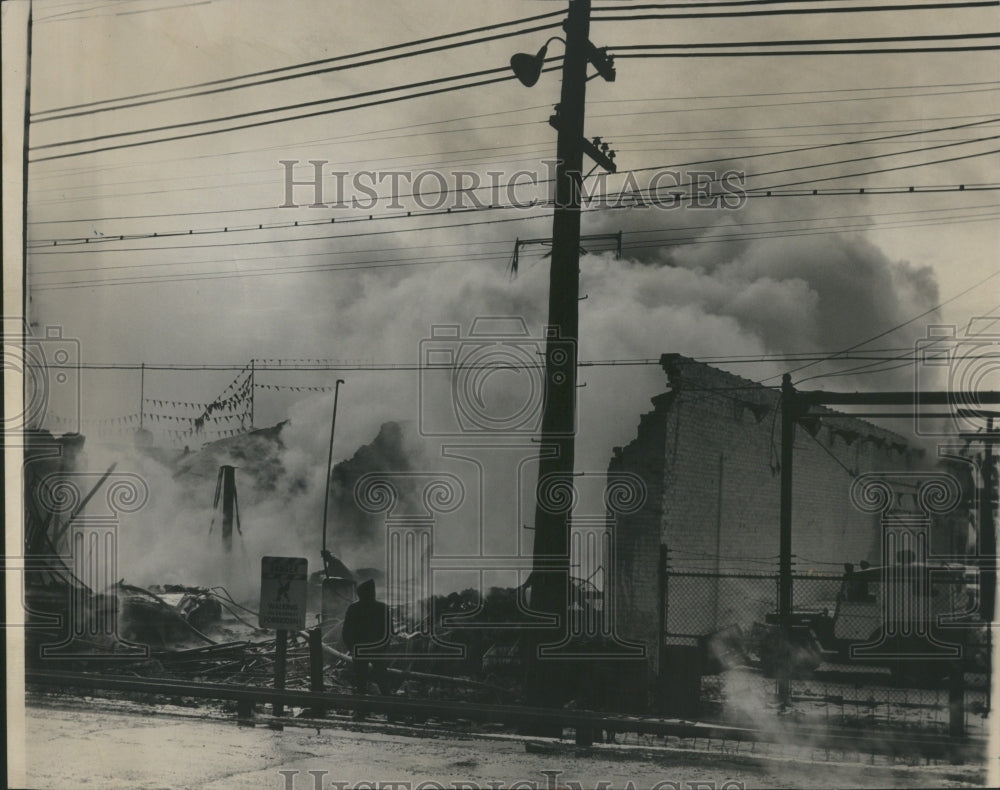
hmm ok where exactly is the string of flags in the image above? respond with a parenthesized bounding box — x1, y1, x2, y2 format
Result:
(256, 358, 360, 366)
(45, 356, 344, 444)
(142, 412, 244, 424)
(193, 369, 253, 433)
(48, 413, 140, 426)
(143, 398, 209, 410)
(254, 383, 336, 392)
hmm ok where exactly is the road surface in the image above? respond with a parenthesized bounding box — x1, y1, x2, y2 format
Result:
(14, 694, 988, 789)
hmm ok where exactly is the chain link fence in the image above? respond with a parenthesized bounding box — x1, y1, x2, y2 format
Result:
(660, 567, 991, 736)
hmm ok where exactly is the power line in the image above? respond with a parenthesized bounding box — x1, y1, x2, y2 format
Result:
(36, 348, 1000, 372)
(28, 83, 996, 186)
(25, 183, 1000, 264)
(26, 113, 1000, 211)
(32, 21, 563, 123)
(35, 199, 996, 262)
(27, 119, 1000, 247)
(33, 63, 527, 150)
(794, 311, 1000, 384)
(593, 0, 994, 9)
(608, 32, 1000, 50)
(30, 82, 998, 178)
(29, 66, 562, 164)
(593, 1, 1000, 20)
(585, 86, 1000, 122)
(31, 33, 998, 160)
(749, 145, 1000, 192)
(29, 212, 999, 291)
(27, 110, 1000, 223)
(30, 204, 997, 282)
(766, 267, 1000, 385)
(31, 211, 995, 283)
(614, 45, 1000, 57)
(588, 80, 1000, 106)
(32, 9, 565, 115)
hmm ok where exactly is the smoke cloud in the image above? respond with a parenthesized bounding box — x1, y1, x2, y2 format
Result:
(43, 208, 941, 599)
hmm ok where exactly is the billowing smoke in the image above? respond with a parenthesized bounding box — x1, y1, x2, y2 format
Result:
(37, 208, 941, 599)
(55, 416, 432, 603)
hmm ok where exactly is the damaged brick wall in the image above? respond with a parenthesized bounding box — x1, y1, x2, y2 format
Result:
(609, 353, 929, 673)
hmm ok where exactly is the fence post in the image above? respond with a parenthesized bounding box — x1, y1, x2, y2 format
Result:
(655, 545, 668, 713)
(309, 627, 326, 718)
(949, 659, 965, 740)
(274, 629, 287, 718)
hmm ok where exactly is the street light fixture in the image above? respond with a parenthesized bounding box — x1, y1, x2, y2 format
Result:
(509, 36, 565, 88)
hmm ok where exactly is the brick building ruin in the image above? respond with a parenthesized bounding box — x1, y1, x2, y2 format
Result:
(608, 353, 974, 673)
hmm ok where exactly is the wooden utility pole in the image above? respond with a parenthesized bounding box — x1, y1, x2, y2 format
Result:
(980, 416, 996, 622)
(529, 0, 590, 628)
(525, 0, 615, 709)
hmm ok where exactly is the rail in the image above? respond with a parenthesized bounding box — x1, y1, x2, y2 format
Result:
(26, 669, 984, 761)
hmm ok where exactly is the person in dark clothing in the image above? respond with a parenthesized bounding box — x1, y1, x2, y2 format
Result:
(342, 579, 391, 700)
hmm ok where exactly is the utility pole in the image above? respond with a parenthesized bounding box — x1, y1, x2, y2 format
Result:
(778, 374, 796, 707)
(981, 415, 996, 623)
(520, 0, 615, 709)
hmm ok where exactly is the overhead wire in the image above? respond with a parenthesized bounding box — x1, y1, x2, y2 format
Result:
(29, 83, 999, 179)
(32, 9, 565, 115)
(29, 211, 996, 289)
(29, 64, 563, 163)
(26, 118, 1000, 248)
(26, 113, 1000, 210)
(592, 1, 999, 20)
(761, 268, 1000, 386)
(34, 202, 998, 273)
(32, 20, 564, 123)
(609, 32, 1000, 51)
(613, 44, 1000, 56)
(31, 213, 999, 290)
(27, 109, 1000, 222)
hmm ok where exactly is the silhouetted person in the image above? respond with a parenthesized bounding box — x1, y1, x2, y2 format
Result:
(342, 579, 391, 707)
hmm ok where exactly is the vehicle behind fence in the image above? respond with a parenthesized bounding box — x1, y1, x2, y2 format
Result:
(660, 565, 990, 736)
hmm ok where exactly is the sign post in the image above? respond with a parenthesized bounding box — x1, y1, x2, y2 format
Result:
(260, 557, 308, 717)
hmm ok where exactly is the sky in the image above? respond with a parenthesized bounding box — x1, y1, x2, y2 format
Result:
(5, 0, 1000, 581)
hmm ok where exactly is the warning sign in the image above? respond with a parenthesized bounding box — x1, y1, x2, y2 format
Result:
(259, 556, 308, 630)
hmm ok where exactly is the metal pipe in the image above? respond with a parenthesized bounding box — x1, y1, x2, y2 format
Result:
(778, 374, 796, 707)
(50, 462, 118, 548)
(321, 379, 345, 562)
